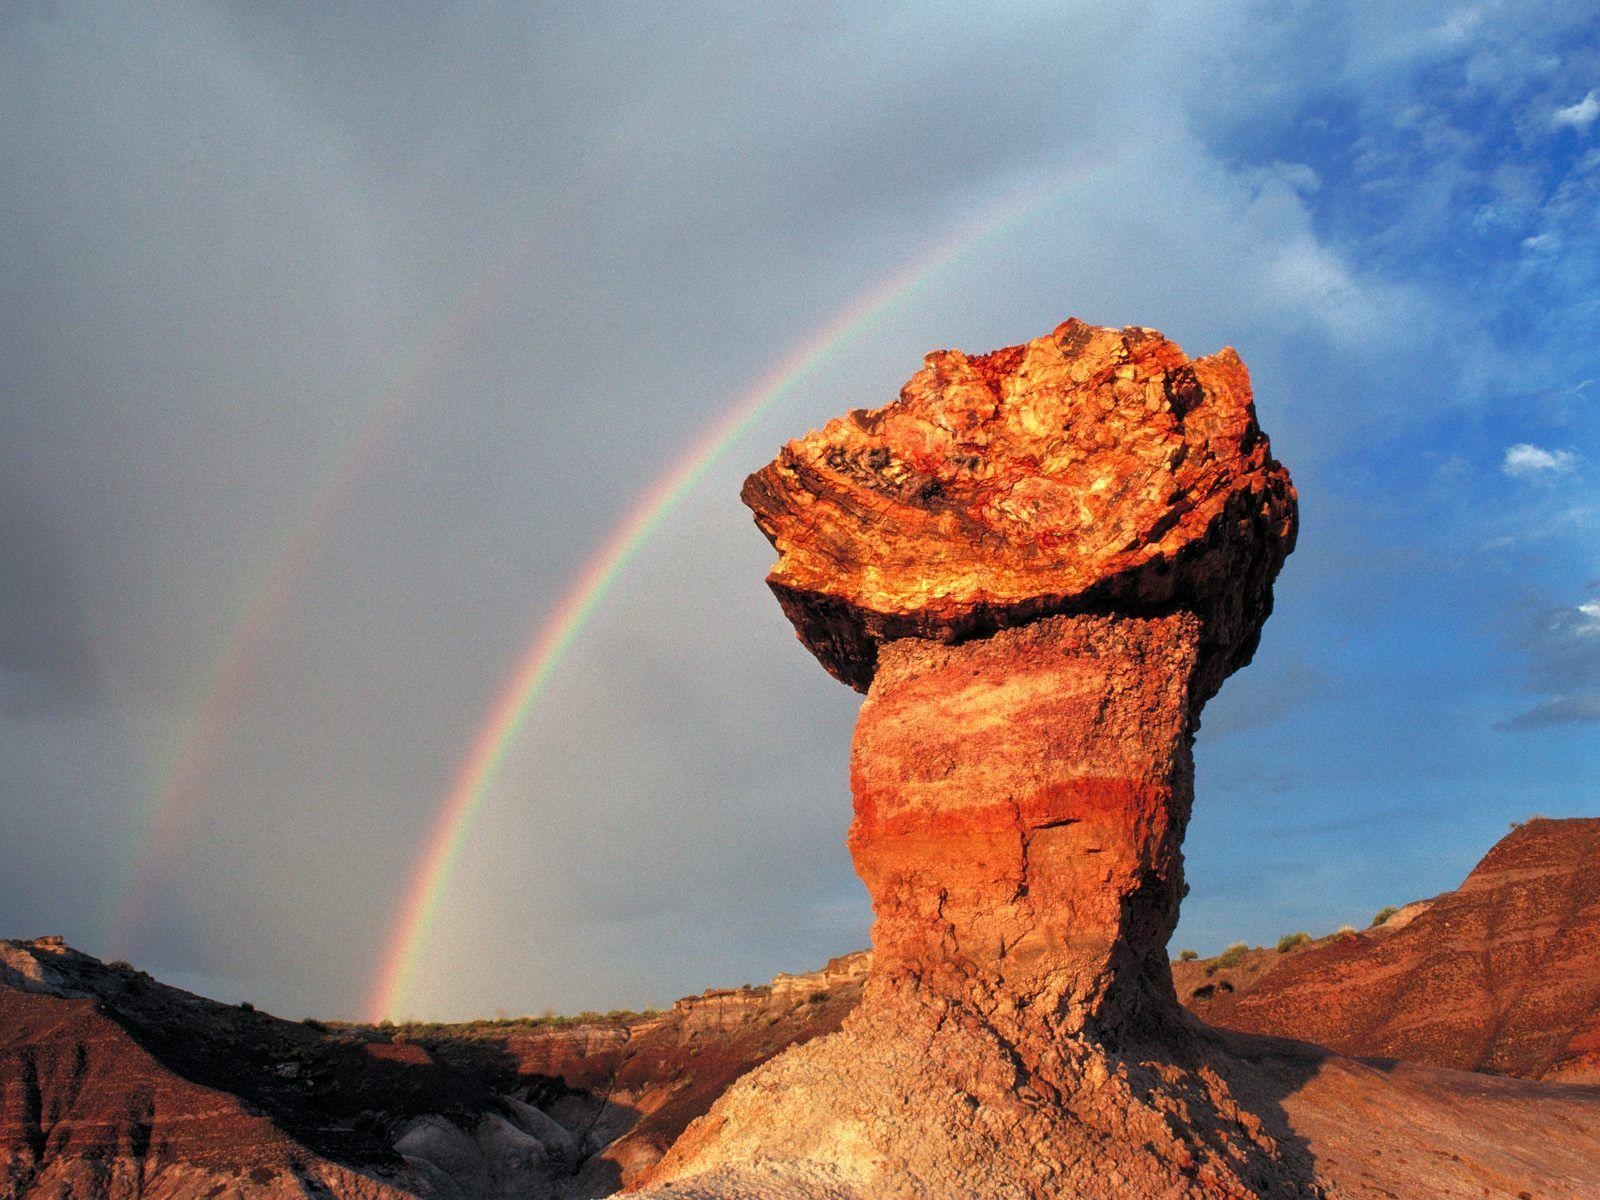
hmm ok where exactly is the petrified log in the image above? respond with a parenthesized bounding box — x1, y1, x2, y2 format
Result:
(642, 320, 1302, 1198)
(742, 319, 1293, 701)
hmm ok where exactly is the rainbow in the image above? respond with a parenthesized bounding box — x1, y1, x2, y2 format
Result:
(104, 104, 668, 958)
(104, 266, 511, 957)
(368, 156, 1111, 1021)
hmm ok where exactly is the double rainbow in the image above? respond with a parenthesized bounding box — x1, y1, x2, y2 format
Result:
(368, 157, 1110, 1020)
(105, 270, 505, 956)
(104, 104, 665, 958)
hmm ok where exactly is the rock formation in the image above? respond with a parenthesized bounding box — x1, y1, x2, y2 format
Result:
(640, 320, 1304, 1198)
(1183, 816, 1600, 1083)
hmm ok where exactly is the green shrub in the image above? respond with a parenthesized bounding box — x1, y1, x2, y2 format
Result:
(1177, 948, 1198, 962)
(1275, 931, 1312, 953)
(1371, 905, 1399, 927)
(1215, 943, 1251, 970)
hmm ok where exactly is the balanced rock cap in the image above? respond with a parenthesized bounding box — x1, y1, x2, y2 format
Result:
(742, 319, 1298, 693)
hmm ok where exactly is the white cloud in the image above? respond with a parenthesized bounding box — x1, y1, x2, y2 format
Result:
(1503, 443, 1577, 475)
(1552, 89, 1600, 129)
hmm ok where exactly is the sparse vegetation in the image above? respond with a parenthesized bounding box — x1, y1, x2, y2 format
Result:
(1214, 942, 1251, 970)
(1371, 905, 1399, 927)
(1178, 948, 1198, 962)
(1276, 931, 1312, 953)
(369, 1007, 667, 1039)
(1337, 925, 1356, 936)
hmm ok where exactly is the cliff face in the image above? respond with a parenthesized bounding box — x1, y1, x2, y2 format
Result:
(643, 320, 1307, 1199)
(1183, 818, 1600, 1083)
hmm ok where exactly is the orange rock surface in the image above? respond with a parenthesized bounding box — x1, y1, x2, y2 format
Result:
(850, 612, 1204, 1041)
(743, 319, 1296, 694)
(642, 321, 1305, 1197)
(747, 319, 1302, 1049)
(1189, 817, 1600, 1082)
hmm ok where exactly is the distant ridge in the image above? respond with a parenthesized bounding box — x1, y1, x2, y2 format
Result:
(1175, 816, 1600, 1083)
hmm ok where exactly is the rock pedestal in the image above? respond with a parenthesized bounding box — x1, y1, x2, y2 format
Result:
(640, 321, 1302, 1199)
(852, 611, 1202, 1045)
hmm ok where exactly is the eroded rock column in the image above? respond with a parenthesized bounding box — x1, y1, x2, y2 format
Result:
(639, 320, 1301, 1199)
(852, 611, 1202, 1042)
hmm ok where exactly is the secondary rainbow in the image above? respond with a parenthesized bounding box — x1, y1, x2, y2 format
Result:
(369, 157, 1112, 1021)
(104, 266, 511, 957)
(103, 104, 665, 958)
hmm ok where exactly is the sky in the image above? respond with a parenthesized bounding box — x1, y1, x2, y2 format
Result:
(2, 1, 1597, 1021)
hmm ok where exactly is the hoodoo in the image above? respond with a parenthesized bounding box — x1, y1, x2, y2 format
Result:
(639, 320, 1304, 1198)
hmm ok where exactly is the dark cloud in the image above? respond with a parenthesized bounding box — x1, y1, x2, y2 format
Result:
(1497, 600, 1600, 730)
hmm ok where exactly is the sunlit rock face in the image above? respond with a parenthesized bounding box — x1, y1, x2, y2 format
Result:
(753, 317, 1297, 1045)
(742, 319, 1296, 699)
(641, 321, 1306, 1198)
(851, 611, 1204, 1044)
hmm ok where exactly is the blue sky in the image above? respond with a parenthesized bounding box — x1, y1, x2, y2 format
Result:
(2, 2, 1597, 1018)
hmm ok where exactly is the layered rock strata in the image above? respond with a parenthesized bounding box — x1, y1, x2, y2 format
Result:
(1188, 817, 1600, 1083)
(640, 321, 1301, 1197)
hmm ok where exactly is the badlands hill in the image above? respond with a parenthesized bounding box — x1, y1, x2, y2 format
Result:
(7, 810, 1600, 1200)
(5, 824, 1600, 1200)
(1176, 816, 1600, 1084)
(0, 935, 862, 1199)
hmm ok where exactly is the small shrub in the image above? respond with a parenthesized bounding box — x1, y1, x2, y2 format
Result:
(1370, 905, 1399, 927)
(301, 1017, 328, 1032)
(1336, 925, 1356, 937)
(1275, 931, 1312, 953)
(238, 1000, 255, 1012)
(1215, 943, 1251, 970)
(1177, 949, 1198, 962)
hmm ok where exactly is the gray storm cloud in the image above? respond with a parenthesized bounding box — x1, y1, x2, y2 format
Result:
(4, 1, 1597, 1019)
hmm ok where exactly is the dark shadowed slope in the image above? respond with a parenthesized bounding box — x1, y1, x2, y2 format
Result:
(0, 937, 864, 1199)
